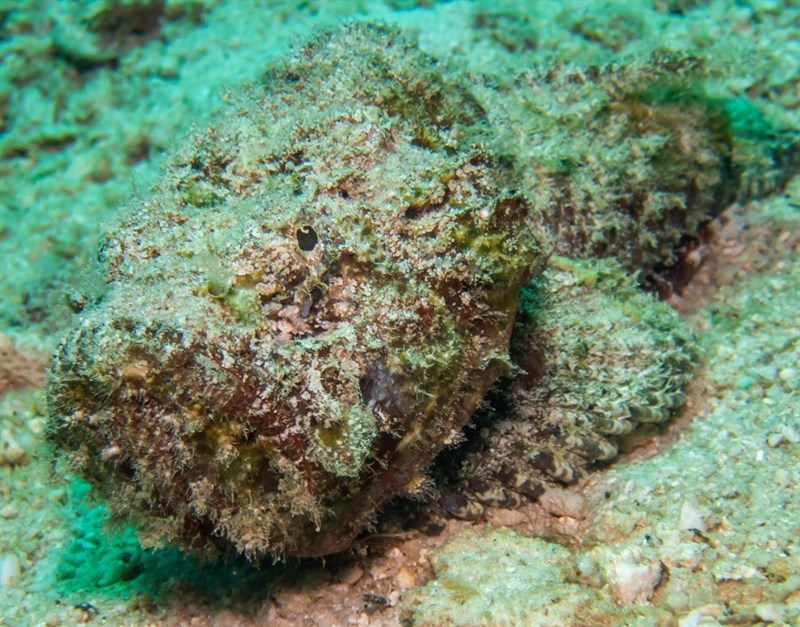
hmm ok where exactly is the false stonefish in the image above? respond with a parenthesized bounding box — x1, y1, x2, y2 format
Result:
(47, 24, 541, 558)
(47, 20, 783, 559)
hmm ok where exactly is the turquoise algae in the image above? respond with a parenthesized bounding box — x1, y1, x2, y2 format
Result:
(45, 22, 796, 560)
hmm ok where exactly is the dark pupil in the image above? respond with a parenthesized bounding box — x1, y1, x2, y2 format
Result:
(296, 225, 318, 251)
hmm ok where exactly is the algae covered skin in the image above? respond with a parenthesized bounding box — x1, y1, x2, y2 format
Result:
(47, 24, 540, 558)
(442, 257, 696, 518)
(46, 21, 778, 559)
(479, 56, 740, 276)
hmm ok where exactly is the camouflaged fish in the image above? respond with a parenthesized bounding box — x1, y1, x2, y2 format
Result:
(47, 23, 797, 558)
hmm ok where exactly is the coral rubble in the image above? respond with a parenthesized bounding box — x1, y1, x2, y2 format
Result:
(0, 334, 47, 397)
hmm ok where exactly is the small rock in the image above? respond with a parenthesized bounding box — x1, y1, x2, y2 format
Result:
(396, 566, 417, 590)
(604, 549, 663, 605)
(679, 497, 707, 532)
(766, 384, 789, 403)
(678, 609, 702, 627)
(576, 553, 602, 587)
(765, 557, 793, 582)
(660, 540, 704, 570)
(49, 488, 67, 505)
(665, 590, 690, 612)
(779, 367, 797, 381)
(754, 602, 785, 623)
(767, 432, 785, 448)
(751, 364, 778, 383)
(735, 375, 755, 390)
(711, 559, 759, 582)
(0, 506, 18, 519)
(27, 418, 45, 435)
(0, 553, 21, 587)
(774, 468, 792, 488)
(781, 424, 800, 444)
(748, 550, 773, 569)
(776, 574, 800, 601)
(0, 438, 25, 466)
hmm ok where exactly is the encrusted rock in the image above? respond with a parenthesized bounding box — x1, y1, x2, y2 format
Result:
(599, 547, 664, 606)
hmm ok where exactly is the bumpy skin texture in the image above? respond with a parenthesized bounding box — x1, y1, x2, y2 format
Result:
(47, 24, 540, 558)
(47, 23, 788, 559)
(440, 257, 696, 518)
(478, 56, 740, 275)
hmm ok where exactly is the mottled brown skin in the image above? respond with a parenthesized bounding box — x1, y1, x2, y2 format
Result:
(47, 24, 539, 558)
(434, 257, 696, 521)
(477, 56, 744, 276)
(46, 22, 798, 559)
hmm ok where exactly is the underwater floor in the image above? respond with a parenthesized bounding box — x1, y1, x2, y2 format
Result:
(1, 1, 798, 625)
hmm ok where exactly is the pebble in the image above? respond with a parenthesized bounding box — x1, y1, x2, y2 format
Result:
(767, 432, 785, 448)
(765, 557, 793, 582)
(679, 497, 707, 532)
(665, 590, 690, 612)
(0, 553, 21, 587)
(602, 548, 663, 605)
(751, 365, 778, 382)
(735, 375, 755, 390)
(396, 567, 417, 590)
(0, 438, 25, 466)
(678, 609, 702, 627)
(779, 367, 797, 382)
(754, 602, 785, 623)
(711, 559, 759, 582)
(748, 550, 774, 570)
(660, 539, 704, 570)
(767, 278, 786, 291)
(766, 384, 790, 403)
(0, 506, 19, 519)
(782, 425, 800, 444)
(775, 468, 792, 488)
(776, 574, 800, 601)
